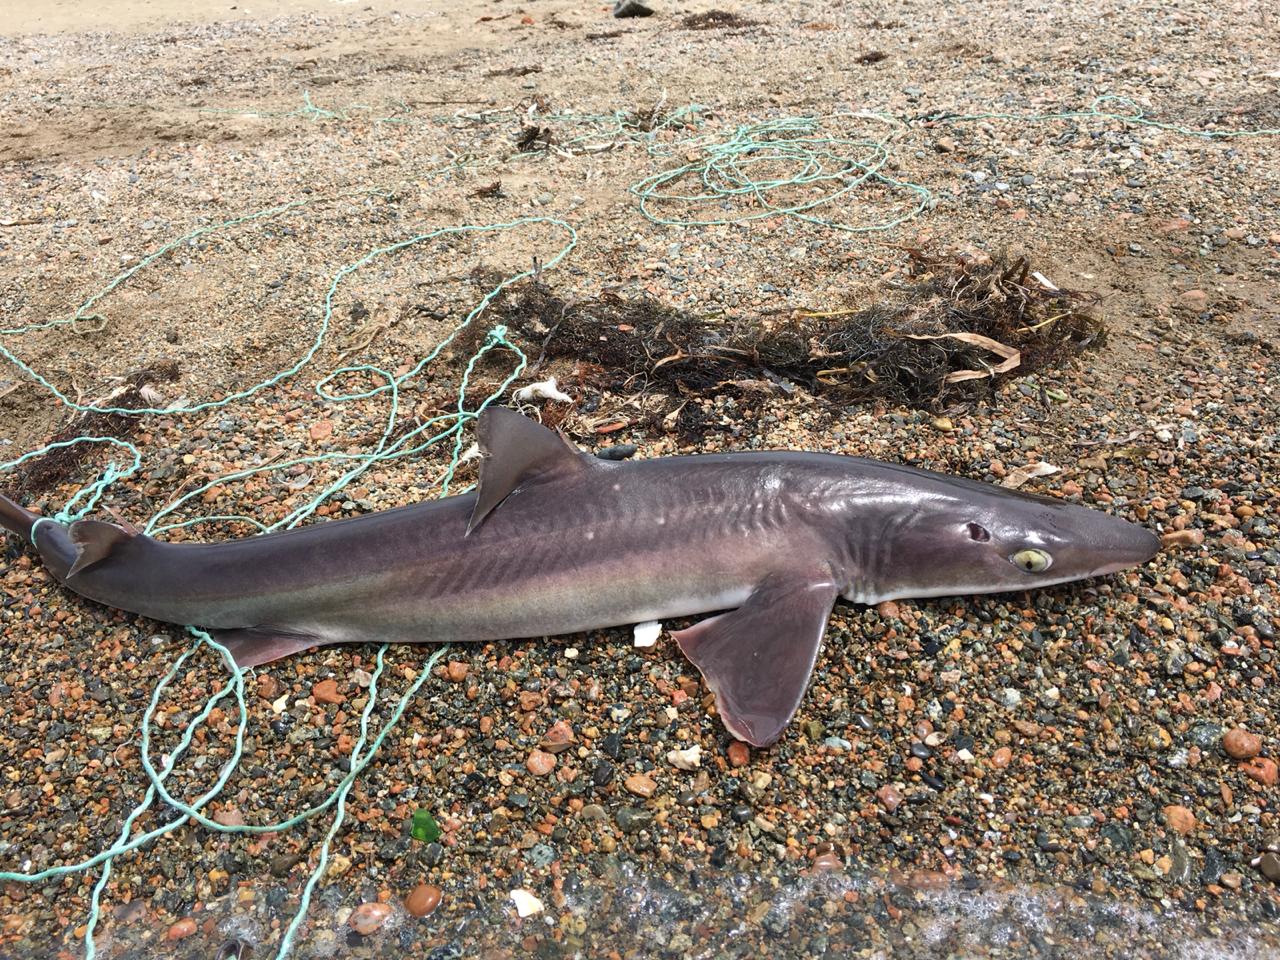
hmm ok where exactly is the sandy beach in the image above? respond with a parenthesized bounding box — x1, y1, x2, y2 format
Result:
(1, 0, 1278, 956)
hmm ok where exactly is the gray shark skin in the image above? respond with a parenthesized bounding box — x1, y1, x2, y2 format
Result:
(0, 408, 1160, 747)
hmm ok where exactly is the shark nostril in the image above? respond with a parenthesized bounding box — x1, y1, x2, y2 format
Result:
(966, 522, 991, 542)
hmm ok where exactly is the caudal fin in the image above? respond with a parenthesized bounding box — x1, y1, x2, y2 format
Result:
(0, 493, 37, 544)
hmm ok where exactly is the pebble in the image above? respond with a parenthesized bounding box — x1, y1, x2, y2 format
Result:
(348, 902, 394, 935)
(1258, 852, 1280, 883)
(526, 750, 556, 776)
(166, 918, 197, 941)
(404, 883, 443, 918)
(1243, 757, 1278, 786)
(876, 784, 903, 813)
(312, 679, 343, 705)
(445, 661, 469, 682)
(616, 807, 653, 833)
(666, 745, 702, 770)
(624, 773, 657, 798)
(727, 741, 750, 767)
(257, 675, 281, 700)
(1222, 727, 1261, 760)
(539, 720, 576, 754)
(1163, 805, 1196, 835)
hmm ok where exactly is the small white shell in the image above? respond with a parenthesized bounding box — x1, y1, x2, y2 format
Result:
(632, 621, 662, 648)
(509, 888, 545, 918)
(513, 377, 572, 404)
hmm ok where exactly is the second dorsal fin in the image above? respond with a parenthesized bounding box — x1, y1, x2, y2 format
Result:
(467, 407, 587, 534)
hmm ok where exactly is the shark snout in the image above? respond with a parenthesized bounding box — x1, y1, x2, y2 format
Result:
(1085, 521, 1162, 577)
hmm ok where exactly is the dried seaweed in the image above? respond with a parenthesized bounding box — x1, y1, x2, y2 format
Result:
(9, 362, 180, 498)
(682, 10, 761, 30)
(490, 248, 1103, 418)
(515, 125, 554, 152)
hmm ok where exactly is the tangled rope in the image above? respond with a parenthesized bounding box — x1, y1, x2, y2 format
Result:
(0, 195, 577, 958)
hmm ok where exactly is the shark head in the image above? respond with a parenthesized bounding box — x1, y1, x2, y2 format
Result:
(847, 468, 1162, 602)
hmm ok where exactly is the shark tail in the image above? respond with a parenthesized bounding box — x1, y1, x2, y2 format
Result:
(0, 493, 37, 544)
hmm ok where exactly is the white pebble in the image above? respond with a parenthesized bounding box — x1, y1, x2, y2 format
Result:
(667, 745, 702, 770)
(509, 888, 544, 918)
(633, 621, 662, 648)
(564, 647, 579, 659)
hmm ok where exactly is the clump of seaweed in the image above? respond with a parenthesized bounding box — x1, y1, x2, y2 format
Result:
(9, 361, 180, 498)
(682, 10, 762, 30)
(490, 248, 1103, 416)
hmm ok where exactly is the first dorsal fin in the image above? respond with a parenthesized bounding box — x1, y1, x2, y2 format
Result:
(467, 407, 588, 534)
(66, 519, 136, 578)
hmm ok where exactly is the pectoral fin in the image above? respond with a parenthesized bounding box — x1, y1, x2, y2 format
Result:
(672, 573, 838, 748)
(210, 628, 328, 669)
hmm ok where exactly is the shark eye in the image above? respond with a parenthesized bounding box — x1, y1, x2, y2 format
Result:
(1011, 548, 1053, 573)
(966, 522, 991, 542)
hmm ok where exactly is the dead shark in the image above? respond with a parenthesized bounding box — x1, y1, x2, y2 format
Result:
(0, 407, 1160, 746)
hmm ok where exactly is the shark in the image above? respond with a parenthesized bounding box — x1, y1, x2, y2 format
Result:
(0, 407, 1161, 746)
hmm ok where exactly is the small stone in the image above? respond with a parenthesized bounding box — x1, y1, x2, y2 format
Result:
(257, 675, 281, 700)
(727, 741, 750, 767)
(309, 420, 334, 441)
(666, 745, 702, 770)
(445, 661, 469, 683)
(616, 807, 653, 833)
(1153, 217, 1191, 235)
(326, 854, 352, 879)
(1178, 289, 1209, 310)
(166, 918, 197, 941)
(1223, 728, 1261, 760)
(539, 720, 576, 754)
(624, 773, 657, 798)
(991, 746, 1012, 768)
(876, 784, 902, 813)
(213, 806, 245, 828)
(1061, 190, 1082, 204)
(270, 853, 302, 877)
(526, 749, 556, 776)
(1243, 757, 1278, 786)
(312, 679, 343, 705)
(931, 416, 954, 432)
(1219, 872, 1243, 890)
(1163, 804, 1196, 834)
(1161, 529, 1204, 549)
(935, 136, 956, 153)
(812, 851, 843, 871)
(348, 902, 393, 935)
(1258, 852, 1280, 883)
(612, 0, 653, 16)
(404, 883, 442, 918)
